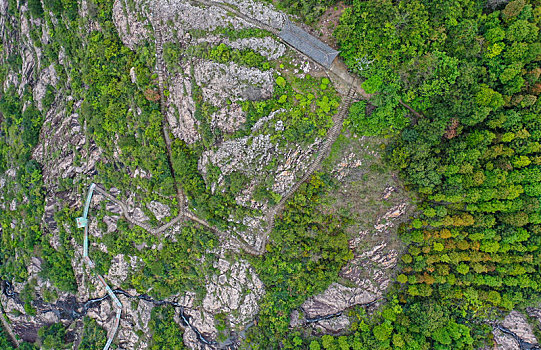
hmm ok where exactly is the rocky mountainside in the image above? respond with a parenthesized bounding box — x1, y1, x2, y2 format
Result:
(1, 0, 540, 349)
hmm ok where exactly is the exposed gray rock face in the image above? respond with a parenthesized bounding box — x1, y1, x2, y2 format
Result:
(33, 109, 101, 191)
(220, 0, 287, 29)
(271, 139, 323, 196)
(33, 64, 58, 111)
(251, 109, 284, 132)
(341, 241, 399, 292)
(104, 215, 119, 233)
(211, 103, 246, 134)
(493, 328, 520, 350)
(200, 133, 322, 197)
(229, 37, 286, 60)
(167, 73, 200, 144)
(203, 258, 264, 329)
(151, 0, 253, 33)
(132, 207, 150, 222)
(107, 254, 130, 287)
(200, 135, 274, 178)
(113, 0, 149, 50)
(199, 127, 324, 253)
(492, 311, 539, 350)
(32, 106, 103, 255)
(116, 294, 154, 350)
(182, 257, 264, 349)
(147, 200, 171, 221)
(289, 309, 352, 335)
(0, 0, 8, 16)
(301, 282, 378, 320)
(502, 311, 538, 344)
(194, 61, 274, 106)
(313, 315, 351, 334)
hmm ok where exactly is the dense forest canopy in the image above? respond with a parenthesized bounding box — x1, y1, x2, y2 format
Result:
(301, 0, 541, 348)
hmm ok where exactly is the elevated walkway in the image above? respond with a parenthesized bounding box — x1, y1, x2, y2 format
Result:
(76, 183, 122, 350)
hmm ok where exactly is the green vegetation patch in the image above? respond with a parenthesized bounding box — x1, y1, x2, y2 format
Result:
(185, 42, 271, 71)
(79, 317, 107, 350)
(149, 306, 187, 349)
(246, 174, 353, 344)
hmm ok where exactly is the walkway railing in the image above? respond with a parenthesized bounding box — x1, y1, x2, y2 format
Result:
(77, 183, 123, 350)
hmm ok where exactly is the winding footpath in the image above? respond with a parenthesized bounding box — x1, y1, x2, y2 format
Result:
(149, 8, 186, 214)
(70, 3, 361, 348)
(184, 0, 362, 254)
(77, 184, 228, 349)
(261, 85, 357, 254)
(92, 185, 184, 235)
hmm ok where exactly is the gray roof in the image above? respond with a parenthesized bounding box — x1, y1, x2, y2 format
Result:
(279, 20, 339, 68)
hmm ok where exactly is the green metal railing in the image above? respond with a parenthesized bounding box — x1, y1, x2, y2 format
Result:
(77, 183, 122, 350)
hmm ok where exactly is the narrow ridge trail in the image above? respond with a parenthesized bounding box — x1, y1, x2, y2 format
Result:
(93, 185, 184, 235)
(143, 0, 362, 256)
(260, 85, 357, 253)
(150, 9, 186, 214)
(94, 184, 256, 253)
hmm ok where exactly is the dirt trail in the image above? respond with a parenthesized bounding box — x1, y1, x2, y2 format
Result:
(94, 184, 259, 253)
(150, 11, 186, 213)
(143, 0, 365, 255)
(260, 85, 357, 253)
(93, 185, 184, 235)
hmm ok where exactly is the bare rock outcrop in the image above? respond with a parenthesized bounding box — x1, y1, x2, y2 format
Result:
(503, 311, 538, 343)
(151, 0, 252, 33)
(112, 0, 149, 50)
(493, 311, 539, 350)
(116, 295, 154, 350)
(167, 73, 200, 144)
(193, 61, 274, 106)
(220, 0, 287, 29)
(493, 328, 521, 350)
(182, 257, 264, 348)
(199, 134, 275, 178)
(211, 103, 246, 134)
(33, 64, 58, 111)
(300, 282, 378, 321)
(107, 254, 130, 287)
(147, 200, 171, 221)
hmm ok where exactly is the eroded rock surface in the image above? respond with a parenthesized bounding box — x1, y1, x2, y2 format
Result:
(152, 0, 253, 33)
(493, 328, 521, 350)
(182, 257, 265, 348)
(167, 73, 200, 144)
(503, 311, 538, 344)
(301, 282, 378, 320)
(194, 61, 274, 105)
(113, 0, 149, 50)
